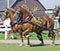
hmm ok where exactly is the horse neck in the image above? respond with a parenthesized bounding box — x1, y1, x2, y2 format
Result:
(22, 10, 29, 21)
(9, 11, 15, 22)
(49, 18, 54, 26)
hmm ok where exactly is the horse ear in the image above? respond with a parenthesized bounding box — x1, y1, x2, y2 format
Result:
(7, 8, 15, 13)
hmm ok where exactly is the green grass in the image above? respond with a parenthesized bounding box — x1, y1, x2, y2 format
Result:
(0, 31, 60, 40)
(0, 31, 60, 51)
(0, 32, 38, 40)
(0, 33, 5, 40)
(0, 44, 60, 51)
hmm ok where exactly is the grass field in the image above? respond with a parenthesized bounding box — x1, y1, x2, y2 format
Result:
(0, 31, 60, 51)
(0, 31, 60, 40)
(0, 44, 60, 51)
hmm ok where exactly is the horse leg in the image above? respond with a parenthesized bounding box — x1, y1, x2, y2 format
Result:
(8, 30, 14, 39)
(37, 35, 44, 46)
(26, 36, 30, 46)
(23, 28, 31, 46)
(49, 30, 55, 45)
(18, 30, 24, 46)
(37, 31, 44, 46)
(20, 34, 24, 46)
(23, 28, 30, 37)
(8, 30, 12, 34)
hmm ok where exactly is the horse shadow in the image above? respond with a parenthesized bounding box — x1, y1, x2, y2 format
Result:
(30, 44, 60, 47)
(55, 44, 60, 46)
(30, 44, 45, 47)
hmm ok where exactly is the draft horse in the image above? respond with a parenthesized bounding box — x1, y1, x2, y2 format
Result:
(13, 4, 55, 44)
(21, 14, 55, 45)
(5, 8, 44, 46)
(17, 5, 55, 45)
(14, 5, 55, 45)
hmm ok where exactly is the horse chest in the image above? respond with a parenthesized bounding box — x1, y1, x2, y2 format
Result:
(10, 17, 15, 22)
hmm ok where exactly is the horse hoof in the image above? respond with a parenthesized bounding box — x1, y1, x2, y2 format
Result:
(19, 44, 24, 46)
(20, 44, 22, 46)
(25, 45, 30, 46)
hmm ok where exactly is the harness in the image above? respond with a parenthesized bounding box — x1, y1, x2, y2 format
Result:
(24, 16, 30, 20)
(33, 16, 40, 24)
(19, 14, 33, 25)
(10, 21, 17, 27)
(12, 10, 23, 25)
(16, 11, 23, 22)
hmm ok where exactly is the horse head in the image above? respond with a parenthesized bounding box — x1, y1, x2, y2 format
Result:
(2, 8, 15, 23)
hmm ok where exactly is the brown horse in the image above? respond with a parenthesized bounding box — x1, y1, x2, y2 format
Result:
(4, 7, 45, 46)
(42, 15, 55, 45)
(5, 5, 55, 46)
(13, 5, 55, 45)
(19, 5, 55, 45)
(22, 14, 55, 45)
(5, 8, 25, 46)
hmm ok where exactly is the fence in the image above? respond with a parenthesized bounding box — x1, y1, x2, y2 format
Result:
(0, 18, 11, 40)
(0, 25, 11, 40)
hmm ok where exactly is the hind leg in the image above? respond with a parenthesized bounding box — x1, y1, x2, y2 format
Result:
(49, 30, 55, 45)
(37, 35, 44, 46)
(36, 31, 44, 46)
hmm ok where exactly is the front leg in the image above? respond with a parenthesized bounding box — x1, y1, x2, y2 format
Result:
(23, 28, 30, 37)
(8, 30, 14, 39)
(18, 29, 24, 46)
(22, 28, 31, 46)
(8, 30, 13, 35)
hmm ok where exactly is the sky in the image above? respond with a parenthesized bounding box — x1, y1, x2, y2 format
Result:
(39, 0, 60, 9)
